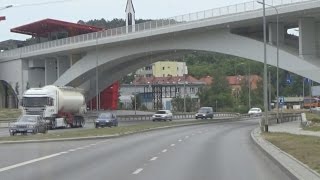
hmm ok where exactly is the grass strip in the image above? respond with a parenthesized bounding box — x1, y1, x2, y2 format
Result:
(263, 132, 320, 174)
(0, 109, 21, 119)
(0, 120, 219, 142)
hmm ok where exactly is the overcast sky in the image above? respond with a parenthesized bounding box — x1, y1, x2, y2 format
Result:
(0, 0, 253, 41)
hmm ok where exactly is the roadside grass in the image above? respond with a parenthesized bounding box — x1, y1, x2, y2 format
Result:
(0, 109, 22, 119)
(0, 120, 219, 142)
(263, 132, 320, 174)
(304, 112, 320, 131)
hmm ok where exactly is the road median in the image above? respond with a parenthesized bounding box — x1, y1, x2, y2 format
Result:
(251, 128, 320, 180)
(0, 118, 241, 144)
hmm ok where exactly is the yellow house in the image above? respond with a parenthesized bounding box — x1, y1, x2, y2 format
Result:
(152, 61, 188, 77)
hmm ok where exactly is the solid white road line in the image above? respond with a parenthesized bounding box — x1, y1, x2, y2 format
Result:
(0, 153, 61, 173)
(0, 142, 100, 173)
(162, 149, 168, 153)
(150, 157, 158, 161)
(132, 168, 143, 175)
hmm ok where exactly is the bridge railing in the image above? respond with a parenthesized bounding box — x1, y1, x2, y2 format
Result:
(0, 0, 313, 59)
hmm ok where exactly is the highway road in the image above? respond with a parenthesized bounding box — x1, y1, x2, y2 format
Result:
(0, 119, 292, 180)
(0, 118, 201, 137)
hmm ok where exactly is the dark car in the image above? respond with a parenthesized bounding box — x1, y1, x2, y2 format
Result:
(9, 115, 47, 136)
(95, 112, 118, 128)
(195, 107, 214, 119)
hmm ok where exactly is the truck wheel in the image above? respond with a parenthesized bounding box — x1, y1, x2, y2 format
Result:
(9, 132, 15, 136)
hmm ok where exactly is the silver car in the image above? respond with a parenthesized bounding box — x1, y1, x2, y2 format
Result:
(152, 110, 173, 121)
(9, 115, 48, 136)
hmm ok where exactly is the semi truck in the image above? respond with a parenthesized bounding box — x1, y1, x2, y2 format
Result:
(21, 85, 87, 129)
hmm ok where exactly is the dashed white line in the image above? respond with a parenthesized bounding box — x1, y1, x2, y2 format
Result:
(162, 149, 168, 153)
(170, 144, 175, 147)
(185, 136, 189, 138)
(178, 139, 182, 142)
(90, 143, 97, 146)
(132, 168, 143, 175)
(150, 157, 158, 161)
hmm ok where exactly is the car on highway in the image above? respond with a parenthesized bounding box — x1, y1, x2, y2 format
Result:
(95, 112, 118, 128)
(195, 107, 214, 119)
(9, 115, 47, 136)
(152, 110, 173, 121)
(248, 107, 262, 117)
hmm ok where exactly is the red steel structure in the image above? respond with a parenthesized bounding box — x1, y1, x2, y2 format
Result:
(11, 19, 119, 110)
(88, 82, 120, 110)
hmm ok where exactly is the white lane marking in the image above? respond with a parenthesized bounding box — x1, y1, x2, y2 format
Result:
(178, 139, 182, 142)
(0, 153, 61, 173)
(150, 157, 158, 161)
(162, 149, 168, 153)
(132, 168, 143, 175)
(0, 142, 103, 173)
(170, 144, 175, 147)
(185, 136, 189, 138)
(90, 143, 97, 146)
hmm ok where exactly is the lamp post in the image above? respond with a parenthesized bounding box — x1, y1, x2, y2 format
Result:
(134, 75, 137, 115)
(256, 0, 269, 132)
(257, 0, 280, 125)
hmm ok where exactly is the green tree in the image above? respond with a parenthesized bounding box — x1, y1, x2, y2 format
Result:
(198, 68, 233, 110)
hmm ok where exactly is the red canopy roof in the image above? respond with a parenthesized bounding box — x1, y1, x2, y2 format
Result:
(11, 18, 103, 37)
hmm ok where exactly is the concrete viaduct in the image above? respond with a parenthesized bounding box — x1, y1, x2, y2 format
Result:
(1, 0, 320, 101)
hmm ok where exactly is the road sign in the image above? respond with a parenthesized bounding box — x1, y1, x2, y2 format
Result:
(278, 96, 284, 105)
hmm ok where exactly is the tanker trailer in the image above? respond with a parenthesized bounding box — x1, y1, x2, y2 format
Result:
(21, 85, 87, 129)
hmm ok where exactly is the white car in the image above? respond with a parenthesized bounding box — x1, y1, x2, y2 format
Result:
(248, 108, 262, 117)
(152, 110, 173, 121)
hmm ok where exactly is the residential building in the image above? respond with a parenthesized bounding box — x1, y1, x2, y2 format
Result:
(120, 75, 203, 110)
(136, 61, 188, 78)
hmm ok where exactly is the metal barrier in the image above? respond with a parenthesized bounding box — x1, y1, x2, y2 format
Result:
(0, 0, 313, 59)
(260, 112, 302, 125)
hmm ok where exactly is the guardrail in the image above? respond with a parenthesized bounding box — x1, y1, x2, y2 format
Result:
(86, 112, 240, 122)
(260, 112, 302, 125)
(0, 0, 312, 59)
(0, 112, 241, 127)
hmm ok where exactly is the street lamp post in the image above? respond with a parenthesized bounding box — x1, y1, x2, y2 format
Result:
(257, 1, 280, 126)
(256, 0, 269, 132)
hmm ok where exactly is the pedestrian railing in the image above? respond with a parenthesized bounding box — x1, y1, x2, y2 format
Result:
(0, 0, 313, 59)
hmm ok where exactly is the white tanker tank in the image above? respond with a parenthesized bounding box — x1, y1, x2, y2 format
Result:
(22, 85, 87, 129)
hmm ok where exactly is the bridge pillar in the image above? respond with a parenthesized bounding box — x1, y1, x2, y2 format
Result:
(299, 18, 316, 58)
(268, 22, 284, 45)
(45, 58, 57, 85)
(57, 56, 70, 78)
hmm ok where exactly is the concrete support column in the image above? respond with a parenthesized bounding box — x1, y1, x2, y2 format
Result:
(299, 18, 316, 58)
(57, 56, 71, 78)
(268, 22, 285, 45)
(45, 58, 57, 85)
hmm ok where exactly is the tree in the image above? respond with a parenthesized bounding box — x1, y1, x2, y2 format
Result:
(198, 68, 233, 110)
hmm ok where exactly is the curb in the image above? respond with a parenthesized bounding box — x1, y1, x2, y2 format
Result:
(0, 118, 242, 144)
(251, 127, 320, 180)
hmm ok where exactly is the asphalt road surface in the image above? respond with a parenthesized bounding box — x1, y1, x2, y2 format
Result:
(0, 119, 292, 180)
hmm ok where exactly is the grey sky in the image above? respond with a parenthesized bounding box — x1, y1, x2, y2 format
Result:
(0, 0, 251, 41)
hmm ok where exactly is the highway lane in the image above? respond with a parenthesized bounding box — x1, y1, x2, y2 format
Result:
(0, 117, 219, 137)
(0, 119, 292, 180)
